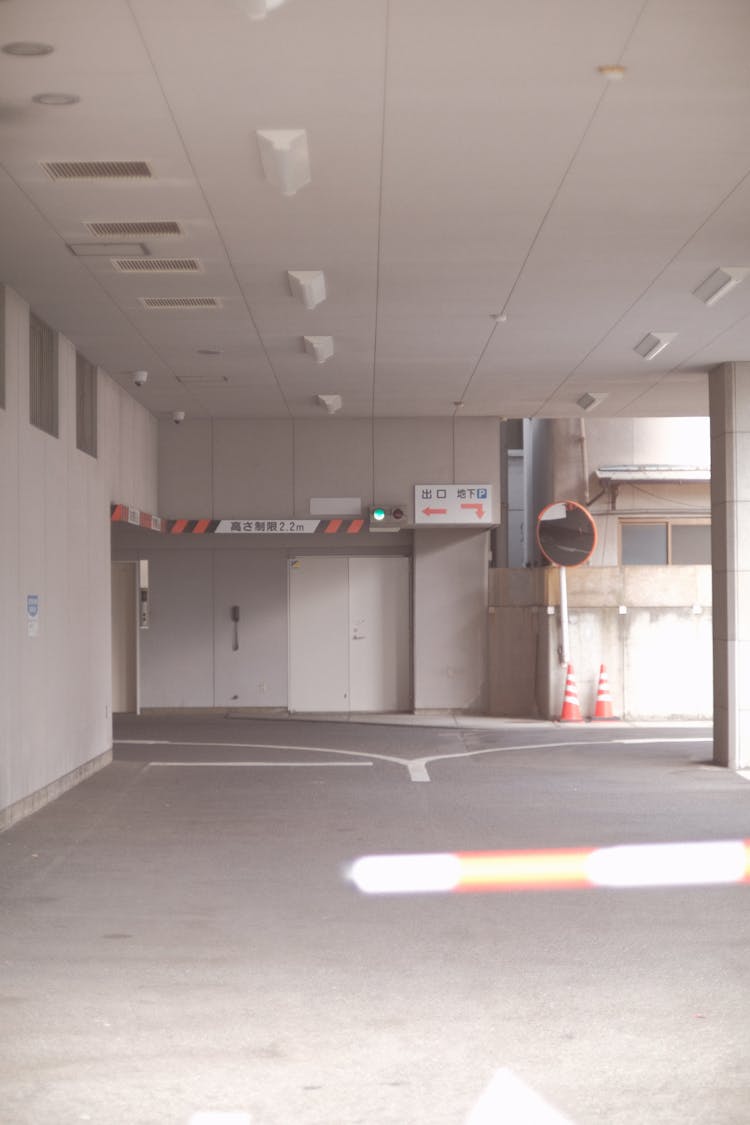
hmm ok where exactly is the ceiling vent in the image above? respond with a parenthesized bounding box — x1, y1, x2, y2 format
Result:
(139, 296, 220, 309)
(41, 160, 152, 181)
(112, 258, 201, 273)
(85, 221, 182, 237)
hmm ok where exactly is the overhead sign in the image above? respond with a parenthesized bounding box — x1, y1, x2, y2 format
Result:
(414, 484, 493, 525)
(167, 518, 367, 535)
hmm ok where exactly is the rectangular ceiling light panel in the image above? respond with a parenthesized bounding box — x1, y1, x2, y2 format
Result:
(693, 267, 750, 306)
(41, 160, 152, 180)
(112, 258, 201, 273)
(139, 297, 220, 309)
(633, 332, 677, 360)
(85, 221, 182, 237)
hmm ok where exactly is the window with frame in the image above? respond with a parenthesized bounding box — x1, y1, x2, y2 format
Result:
(76, 351, 97, 457)
(29, 314, 57, 436)
(620, 520, 711, 565)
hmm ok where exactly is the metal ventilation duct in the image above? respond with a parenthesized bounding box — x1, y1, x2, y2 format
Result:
(85, 221, 182, 237)
(139, 297, 220, 309)
(41, 160, 152, 180)
(112, 258, 201, 273)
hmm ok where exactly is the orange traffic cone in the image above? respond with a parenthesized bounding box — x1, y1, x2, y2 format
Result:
(592, 663, 619, 721)
(559, 664, 583, 722)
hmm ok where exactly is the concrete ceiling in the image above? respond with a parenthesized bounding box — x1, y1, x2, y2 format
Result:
(1, 0, 750, 421)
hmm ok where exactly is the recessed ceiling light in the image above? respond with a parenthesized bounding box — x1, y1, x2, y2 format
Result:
(693, 267, 750, 306)
(33, 92, 80, 106)
(634, 332, 677, 360)
(232, 0, 287, 18)
(3, 41, 54, 56)
(597, 64, 626, 81)
(576, 392, 608, 412)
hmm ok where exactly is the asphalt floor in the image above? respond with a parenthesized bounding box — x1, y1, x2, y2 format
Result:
(1, 713, 749, 1125)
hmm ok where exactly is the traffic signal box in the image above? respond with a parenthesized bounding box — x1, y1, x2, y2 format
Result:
(368, 505, 407, 530)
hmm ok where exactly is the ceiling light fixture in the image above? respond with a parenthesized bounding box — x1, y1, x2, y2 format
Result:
(304, 336, 334, 364)
(693, 267, 750, 306)
(576, 392, 608, 412)
(32, 92, 80, 105)
(315, 394, 342, 414)
(287, 270, 326, 309)
(597, 64, 626, 81)
(256, 129, 310, 196)
(2, 41, 54, 56)
(232, 0, 287, 18)
(633, 332, 677, 361)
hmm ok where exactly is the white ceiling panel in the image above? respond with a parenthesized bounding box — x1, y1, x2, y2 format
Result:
(2, 0, 750, 420)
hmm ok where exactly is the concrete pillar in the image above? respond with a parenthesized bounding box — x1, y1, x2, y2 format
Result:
(709, 362, 750, 768)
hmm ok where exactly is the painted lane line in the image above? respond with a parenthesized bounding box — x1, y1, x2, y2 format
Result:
(348, 838, 750, 895)
(146, 761, 372, 768)
(465, 1069, 574, 1125)
(115, 738, 404, 768)
(115, 735, 713, 784)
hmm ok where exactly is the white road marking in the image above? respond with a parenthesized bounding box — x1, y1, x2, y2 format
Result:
(115, 735, 713, 784)
(147, 760, 371, 768)
(464, 1069, 574, 1124)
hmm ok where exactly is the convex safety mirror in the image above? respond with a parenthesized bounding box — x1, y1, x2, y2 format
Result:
(536, 500, 597, 567)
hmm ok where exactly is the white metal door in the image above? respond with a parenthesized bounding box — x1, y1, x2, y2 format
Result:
(288, 556, 349, 711)
(349, 556, 410, 712)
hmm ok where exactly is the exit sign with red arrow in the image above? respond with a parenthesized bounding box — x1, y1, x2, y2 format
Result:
(414, 484, 494, 525)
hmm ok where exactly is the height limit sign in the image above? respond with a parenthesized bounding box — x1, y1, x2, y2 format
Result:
(414, 484, 493, 526)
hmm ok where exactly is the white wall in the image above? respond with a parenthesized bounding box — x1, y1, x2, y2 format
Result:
(0, 286, 157, 827)
(414, 530, 491, 711)
(115, 415, 501, 713)
(158, 416, 501, 521)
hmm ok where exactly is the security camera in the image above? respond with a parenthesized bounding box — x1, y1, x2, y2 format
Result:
(133, 370, 148, 387)
(172, 410, 185, 425)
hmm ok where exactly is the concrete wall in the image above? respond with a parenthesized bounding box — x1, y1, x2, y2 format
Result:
(489, 566, 713, 720)
(0, 286, 157, 828)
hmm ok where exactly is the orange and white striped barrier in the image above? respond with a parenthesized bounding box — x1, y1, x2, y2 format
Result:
(348, 839, 750, 895)
(559, 664, 583, 722)
(591, 663, 619, 721)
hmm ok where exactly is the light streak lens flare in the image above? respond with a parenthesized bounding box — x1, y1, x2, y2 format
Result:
(348, 853, 461, 894)
(348, 840, 750, 894)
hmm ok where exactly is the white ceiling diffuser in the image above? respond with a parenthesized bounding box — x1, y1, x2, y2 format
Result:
(304, 335, 334, 363)
(288, 270, 326, 309)
(256, 129, 310, 196)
